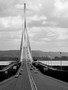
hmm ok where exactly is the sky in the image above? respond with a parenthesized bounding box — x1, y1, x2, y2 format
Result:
(0, 0, 68, 52)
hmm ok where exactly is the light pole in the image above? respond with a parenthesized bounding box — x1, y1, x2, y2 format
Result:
(60, 52, 62, 70)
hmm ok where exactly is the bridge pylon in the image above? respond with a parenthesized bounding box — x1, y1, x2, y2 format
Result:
(20, 3, 33, 63)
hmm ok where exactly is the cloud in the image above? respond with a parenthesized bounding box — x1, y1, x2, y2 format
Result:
(0, 25, 68, 51)
(52, 0, 68, 18)
(0, 30, 21, 40)
(44, 27, 68, 40)
(15, 0, 42, 11)
(41, 38, 51, 41)
(0, 15, 23, 29)
(27, 15, 47, 23)
(28, 27, 42, 38)
(0, 0, 68, 51)
(28, 26, 68, 41)
(0, 14, 47, 30)
(1, 26, 68, 48)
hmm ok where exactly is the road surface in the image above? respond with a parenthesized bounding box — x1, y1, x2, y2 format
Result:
(0, 61, 68, 90)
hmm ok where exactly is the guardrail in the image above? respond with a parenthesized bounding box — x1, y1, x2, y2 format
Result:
(0, 62, 20, 72)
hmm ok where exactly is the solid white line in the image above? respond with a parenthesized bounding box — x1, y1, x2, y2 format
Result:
(26, 62, 37, 90)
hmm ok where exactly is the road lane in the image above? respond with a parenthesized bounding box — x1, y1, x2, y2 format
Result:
(0, 76, 18, 90)
(0, 61, 32, 90)
(14, 62, 32, 90)
(0, 61, 68, 90)
(26, 62, 37, 90)
(29, 64, 68, 90)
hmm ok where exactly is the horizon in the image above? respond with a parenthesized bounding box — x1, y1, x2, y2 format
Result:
(0, 49, 68, 53)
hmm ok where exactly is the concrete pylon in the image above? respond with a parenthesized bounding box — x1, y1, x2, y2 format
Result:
(20, 3, 33, 63)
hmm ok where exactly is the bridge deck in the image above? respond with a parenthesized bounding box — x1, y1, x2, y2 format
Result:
(0, 61, 68, 90)
(0, 62, 32, 90)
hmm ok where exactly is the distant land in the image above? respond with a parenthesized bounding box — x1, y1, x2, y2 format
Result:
(0, 50, 68, 59)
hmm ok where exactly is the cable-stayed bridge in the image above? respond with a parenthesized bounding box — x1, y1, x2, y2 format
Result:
(0, 3, 68, 90)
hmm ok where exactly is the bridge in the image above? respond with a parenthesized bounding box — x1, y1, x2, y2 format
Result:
(0, 3, 68, 90)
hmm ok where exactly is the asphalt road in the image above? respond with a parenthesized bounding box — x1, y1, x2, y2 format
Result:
(0, 61, 68, 90)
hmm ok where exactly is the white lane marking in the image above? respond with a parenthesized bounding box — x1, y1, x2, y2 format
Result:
(26, 62, 37, 90)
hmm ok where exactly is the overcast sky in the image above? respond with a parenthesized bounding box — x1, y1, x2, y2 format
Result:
(0, 0, 68, 52)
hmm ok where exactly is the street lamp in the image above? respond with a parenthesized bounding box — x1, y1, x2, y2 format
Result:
(5, 70, 8, 74)
(60, 52, 62, 70)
